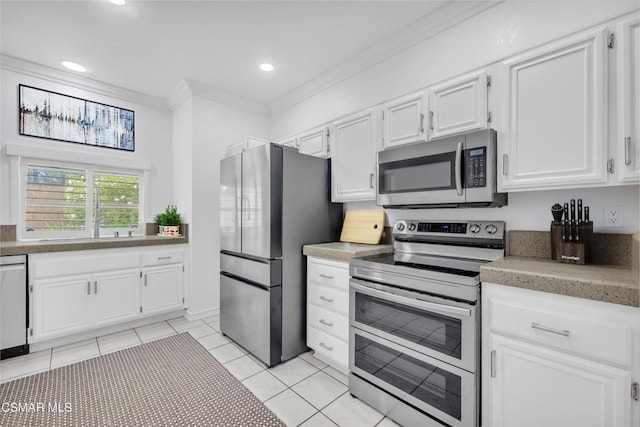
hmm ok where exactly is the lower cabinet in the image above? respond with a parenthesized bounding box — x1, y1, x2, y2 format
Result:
(30, 246, 186, 343)
(482, 283, 640, 427)
(306, 256, 349, 373)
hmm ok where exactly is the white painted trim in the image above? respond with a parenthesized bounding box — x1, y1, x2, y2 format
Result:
(267, 1, 501, 114)
(166, 79, 192, 111)
(184, 79, 268, 116)
(1, 54, 169, 111)
(5, 143, 152, 170)
(185, 306, 219, 321)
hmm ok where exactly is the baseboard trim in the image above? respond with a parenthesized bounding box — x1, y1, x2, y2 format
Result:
(185, 306, 219, 321)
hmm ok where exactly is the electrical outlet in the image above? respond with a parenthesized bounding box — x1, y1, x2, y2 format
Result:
(604, 206, 623, 227)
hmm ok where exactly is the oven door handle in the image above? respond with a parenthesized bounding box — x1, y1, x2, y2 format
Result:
(455, 141, 463, 196)
(351, 281, 471, 317)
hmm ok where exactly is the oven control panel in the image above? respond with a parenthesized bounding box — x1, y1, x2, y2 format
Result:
(394, 220, 505, 239)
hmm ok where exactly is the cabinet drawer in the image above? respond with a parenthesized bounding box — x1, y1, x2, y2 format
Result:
(307, 283, 348, 315)
(307, 304, 349, 341)
(307, 259, 349, 291)
(142, 249, 184, 267)
(489, 297, 633, 367)
(307, 326, 348, 373)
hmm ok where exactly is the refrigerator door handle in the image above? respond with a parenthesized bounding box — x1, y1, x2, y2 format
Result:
(242, 196, 251, 220)
(220, 271, 271, 292)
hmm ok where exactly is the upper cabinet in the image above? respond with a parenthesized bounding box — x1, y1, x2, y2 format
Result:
(617, 16, 640, 183)
(500, 28, 609, 191)
(428, 69, 489, 140)
(331, 107, 378, 202)
(297, 126, 329, 158)
(381, 91, 427, 149)
(274, 135, 298, 149)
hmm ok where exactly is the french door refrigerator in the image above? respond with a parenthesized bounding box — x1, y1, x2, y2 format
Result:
(220, 143, 342, 367)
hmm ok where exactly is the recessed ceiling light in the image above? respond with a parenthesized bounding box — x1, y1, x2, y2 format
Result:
(259, 63, 274, 72)
(61, 61, 87, 72)
(108, 0, 126, 5)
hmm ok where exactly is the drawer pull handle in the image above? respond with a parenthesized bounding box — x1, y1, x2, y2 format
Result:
(87, 282, 91, 295)
(319, 296, 334, 303)
(531, 322, 570, 337)
(319, 342, 333, 351)
(319, 319, 333, 327)
(158, 256, 172, 260)
(319, 274, 334, 280)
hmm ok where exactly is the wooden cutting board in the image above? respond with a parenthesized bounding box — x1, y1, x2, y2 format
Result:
(339, 210, 385, 244)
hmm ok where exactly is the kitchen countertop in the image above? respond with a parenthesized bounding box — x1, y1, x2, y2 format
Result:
(303, 242, 393, 262)
(480, 256, 639, 308)
(0, 234, 188, 256)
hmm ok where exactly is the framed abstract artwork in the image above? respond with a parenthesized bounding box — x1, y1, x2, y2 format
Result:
(18, 84, 135, 151)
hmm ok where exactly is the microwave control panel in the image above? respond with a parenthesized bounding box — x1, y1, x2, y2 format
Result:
(464, 147, 486, 188)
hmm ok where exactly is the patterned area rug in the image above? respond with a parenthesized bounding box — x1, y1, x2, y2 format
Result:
(0, 333, 285, 426)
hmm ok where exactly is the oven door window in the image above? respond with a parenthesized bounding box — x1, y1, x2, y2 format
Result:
(378, 152, 457, 194)
(354, 290, 462, 360)
(354, 333, 462, 420)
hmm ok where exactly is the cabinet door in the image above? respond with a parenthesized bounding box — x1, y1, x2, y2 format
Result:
(32, 275, 92, 341)
(331, 108, 378, 202)
(274, 135, 297, 148)
(93, 269, 141, 326)
(297, 127, 329, 157)
(501, 28, 609, 191)
(489, 334, 631, 427)
(142, 264, 183, 316)
(618, 17, 640, 183)
(381, 91, 427, 149)
(428, 69, 488, 140)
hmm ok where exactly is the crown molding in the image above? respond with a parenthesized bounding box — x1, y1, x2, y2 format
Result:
(167, 79, 193, 111)
(183, 78, 268, 116)
(1, 54, 169, 111)
(267, 1, 502, 115)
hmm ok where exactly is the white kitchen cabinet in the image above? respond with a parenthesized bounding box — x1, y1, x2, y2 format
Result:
(306, 256, 349, 374)
(428, 69, 489, 140)
(500, 27, 609, 191)
(617, 16, 640, 183)
(274, 135, 298, 149)
(482, 283, 640, 427)
(381, 91, 427, 149)
(331, 107, 378, 202)
(297, 126, 329, 158)
(93, 269, 141, 327)
(142, 264, 184, 316)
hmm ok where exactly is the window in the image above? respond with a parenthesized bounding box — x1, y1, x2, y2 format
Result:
(22, 162, 143, 240)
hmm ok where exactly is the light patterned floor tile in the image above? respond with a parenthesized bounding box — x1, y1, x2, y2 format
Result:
(376, 416, 402, 427)
(187, 323, 216, 339)
(50, 341, 100, 369)
(323, 366, 348, 386)
(269, 357, 318, 387)
(197, 332, 230, 350)
(322, 393, 385, 427)
(97, 329, 142, 354)
(241, 370, 288, 402)
(52, 338, 97, 353)
(300, 412, 339, 427)
(298, 351, 328, 370)
(0, 350, 51, 383)
(135, 321, 176, 343)
(265, 389, 318, 427)
(292, 371, 348, 410)
(168, 317, 206, 333)
(223, 355, 264, 381)
(208, 343, 245, 364)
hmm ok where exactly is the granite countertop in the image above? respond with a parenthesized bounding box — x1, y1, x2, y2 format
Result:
(303, 242, 393, 262)
(0, 234, 188, 256)
(480, 256, 639, 307)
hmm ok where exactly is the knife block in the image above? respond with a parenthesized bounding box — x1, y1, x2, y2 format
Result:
(550, 222, 593, 264)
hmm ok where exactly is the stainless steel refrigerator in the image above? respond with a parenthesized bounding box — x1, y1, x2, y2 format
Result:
(219, 143, 342, 367)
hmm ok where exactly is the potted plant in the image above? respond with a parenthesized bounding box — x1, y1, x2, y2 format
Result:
(154, 205, 182, 236)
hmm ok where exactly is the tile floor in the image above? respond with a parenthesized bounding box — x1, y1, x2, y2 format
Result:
(0, 315, 399, 427)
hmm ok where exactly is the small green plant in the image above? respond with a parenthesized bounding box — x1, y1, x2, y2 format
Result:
(154, 205, 182, 226)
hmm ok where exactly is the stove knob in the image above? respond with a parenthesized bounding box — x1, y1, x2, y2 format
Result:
(396, 223, 405, 231)
(469, 224, 481, 234)
(485, 224, 498, 234)
(408, 223, 417, 232)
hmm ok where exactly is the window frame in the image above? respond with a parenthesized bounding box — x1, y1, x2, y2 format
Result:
(18, 157, 146, 241)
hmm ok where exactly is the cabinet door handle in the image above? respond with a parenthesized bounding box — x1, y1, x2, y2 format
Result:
(503, 153, 509, 176)
(491, 350, 497, 378)
(419, 113, 425, 134)
(369, 173, 374, 189)
(319, 296, 334, 303)
(319, 342, 333, 351)
(625, 136, 632, 165)
(87, 281, 91, 295)
(157, 256, 171, 260)
(94, 281, 98, 294)
(319, 274, 334, 280)
(319, 319, 333, 327)
(429, 110, 434, 131)
(144, 274, 148, 286)
(531, 322, 570, 337)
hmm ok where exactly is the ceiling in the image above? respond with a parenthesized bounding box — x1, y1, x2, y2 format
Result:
(1, 1, 493, 107)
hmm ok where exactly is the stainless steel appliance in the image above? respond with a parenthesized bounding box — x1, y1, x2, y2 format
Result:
(220, 143, 342, 367)
(1, 255, 29, 359)
(377, 129, 507, 208)
(349, 220, 505, 427)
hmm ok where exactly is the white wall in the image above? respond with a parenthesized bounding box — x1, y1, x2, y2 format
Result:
(268, 0, 640, 234)
(0, 67, 174, 225)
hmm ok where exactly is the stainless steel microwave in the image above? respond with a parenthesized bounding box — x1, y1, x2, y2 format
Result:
(377, 129, 507, 208)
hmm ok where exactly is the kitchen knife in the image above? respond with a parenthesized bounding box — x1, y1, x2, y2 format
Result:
(585, 206, 590, 223)
(563, 203, 569, 242)
(570, 199, 576, 242)
(577, 199, 583, 224)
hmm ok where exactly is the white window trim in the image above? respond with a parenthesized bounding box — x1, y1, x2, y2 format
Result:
(16, 157, 148, 241)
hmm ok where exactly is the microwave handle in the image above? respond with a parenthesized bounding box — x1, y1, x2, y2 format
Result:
(455, 141, 463, 196)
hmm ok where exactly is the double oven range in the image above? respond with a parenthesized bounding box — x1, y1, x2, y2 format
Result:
(349, 220, 505, 427)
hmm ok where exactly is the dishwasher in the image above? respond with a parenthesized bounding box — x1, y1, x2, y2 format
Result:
(1, 255, 29, 359)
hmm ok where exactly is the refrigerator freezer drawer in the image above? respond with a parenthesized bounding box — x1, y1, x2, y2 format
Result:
(220, 273, 282, 366)
(220, 252, 282, 287)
